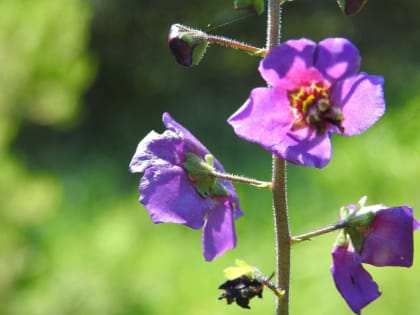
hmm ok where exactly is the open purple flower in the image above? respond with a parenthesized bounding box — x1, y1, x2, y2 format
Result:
(228, 38, 385, 168)
(331, 198, 419, 313)
(129, 113, 242, 261)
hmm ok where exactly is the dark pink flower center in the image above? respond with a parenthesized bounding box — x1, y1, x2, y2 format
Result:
(288, 81, 344, 135)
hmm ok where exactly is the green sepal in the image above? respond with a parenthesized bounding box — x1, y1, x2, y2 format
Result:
(168, 24, 209, 67)
(347, 210, 375, 227)
(334, 229, 348, 247)
(178, 32, 209, 66)
(234, 0, 265, 15)
(204, 154, 215, 168)
(183, 152, 214, 176)
(344, 227, 364, 253)
(340, 205, 351, 220)
(211, 180, 229, 197)
(341, 196, 376, 228)
(183, 153, 228, 198)
(336, 0, 368, 16)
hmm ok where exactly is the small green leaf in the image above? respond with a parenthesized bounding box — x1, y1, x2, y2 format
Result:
(337, 0, 368, 16)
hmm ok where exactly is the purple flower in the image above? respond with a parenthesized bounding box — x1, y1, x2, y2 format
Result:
(129, 113, 242, 261)
(331, 200, 419, 314)
(228, 38, 385, 168)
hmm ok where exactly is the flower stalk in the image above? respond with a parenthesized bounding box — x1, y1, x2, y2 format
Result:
(291, 222, 347, 244)
(266, 1, 290, 315)
(210, 170, 272, 189)
(206, 34, 266, 56)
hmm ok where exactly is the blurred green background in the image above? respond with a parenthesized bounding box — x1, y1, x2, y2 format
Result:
(1, 0, 419, 314)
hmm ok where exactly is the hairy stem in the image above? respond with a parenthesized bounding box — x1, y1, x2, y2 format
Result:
(271, 156, 289, 315)
(174, 24, 266, 56)
(291, 222, 347, 243)
(210, 170, 272, 189)
(206, 34, 266, 56)
(266, 1, 289, 315)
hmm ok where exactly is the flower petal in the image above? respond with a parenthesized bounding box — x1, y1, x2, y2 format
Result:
(163, 112, 210, 157)
(331, 246, 381, 314)
(281, 127, 332, 168)
(221, 182, 243, 220)
(259, 38, 317, 88)
(140, 166, 207, 229)
(332, 73, 385, 136)
(361, 206, 414, 267)
(163, 112, 231, 176)
(402, 206, 420, 231)
(315, 37, 361, 81)
(202, 202, 236, 261)
(228, 87, 293, 147)
(129, 130, 182, 173)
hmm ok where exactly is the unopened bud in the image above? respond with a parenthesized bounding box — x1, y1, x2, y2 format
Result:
(233, 0, 265, 15)
(336, 0, 368, 16)
(168, 24, 209, 67)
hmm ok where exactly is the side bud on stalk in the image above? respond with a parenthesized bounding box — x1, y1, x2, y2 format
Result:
(336, 0, 369, 16)
(233, 0, 265, 15)
(168, 24, 209, 67)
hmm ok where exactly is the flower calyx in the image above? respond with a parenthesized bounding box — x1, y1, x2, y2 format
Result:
(183, 153, 229, 198)
(338, 196, 381, 252)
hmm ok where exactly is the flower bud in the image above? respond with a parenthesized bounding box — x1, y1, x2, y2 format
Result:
(168, 24, 209, 67)
(336, 0, 369, 16)
(233, 0, 265, 15)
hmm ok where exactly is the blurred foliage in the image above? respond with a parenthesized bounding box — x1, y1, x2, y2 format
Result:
(1, 0, 419, 315)
(0, 0, 94, 314)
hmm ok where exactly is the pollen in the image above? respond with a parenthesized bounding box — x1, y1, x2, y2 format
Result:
(288, 81, 344, 135)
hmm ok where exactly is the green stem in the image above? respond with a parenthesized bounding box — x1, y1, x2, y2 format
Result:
(210, 170, 272, 189)
(265, 277, 286, 299)
(174, 24, 266, 56)
(271, 156, 289, 315)
(266, 1, 289, 315)
(206, 34, 266, 56)
(291, 222, 346, 244)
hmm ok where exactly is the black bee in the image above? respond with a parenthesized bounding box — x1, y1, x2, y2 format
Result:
(218, 275, 264, 309)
